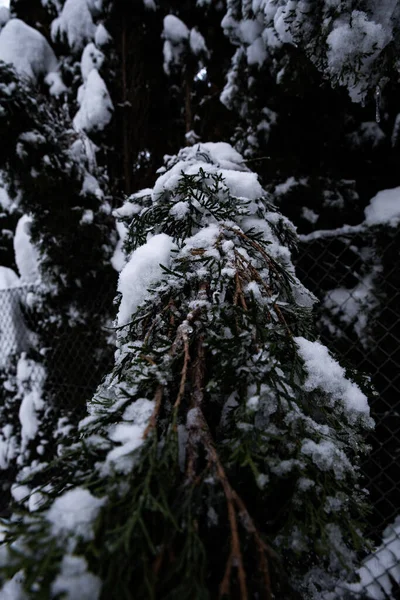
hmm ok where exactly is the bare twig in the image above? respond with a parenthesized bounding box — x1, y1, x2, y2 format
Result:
(142, 385, 164, 439)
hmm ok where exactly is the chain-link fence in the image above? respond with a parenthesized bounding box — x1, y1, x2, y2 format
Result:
(296, 228, 400, 599)
(0, 283, 116, 414)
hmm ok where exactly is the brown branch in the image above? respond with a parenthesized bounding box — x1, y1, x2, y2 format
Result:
(233, 271, 248, 311)
(191, 409, 248, 600)
(219, 548, 234, 598)
(191, 336, 205, 409)
(233, 493, 275, 600)
(142, 385, 163, 439)
(174, 332, 190, 409)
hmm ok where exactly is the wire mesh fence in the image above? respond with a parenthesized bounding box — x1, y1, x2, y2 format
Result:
(0, 283, 116, 415)
(296, 230, 400, 599)
(1, 237, 400, 597)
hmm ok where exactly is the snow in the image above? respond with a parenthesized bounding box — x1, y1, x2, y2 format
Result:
(198, 142, 246, 170)
(94, 24, 111, 47)
(295, 337, 371, 421)
(301, 439, 351, 480)
(323, 275, 378, 346)
(246, 37, 267, 66)
(189, 28, 209, 57)
(117, 233, 174, 326)
(51, 0, 96, 52)
(111, 220, 128, 272)
(0, 19, 66, 96)
(103, 398, 155, 474)
(14, 215, 41, 284)
(163, 15, 189, 74)
(239, 19, 263, 45)
(52, 555, 101, 600)
(364, 186, 400, 227)
(46, 487, 105, 545)
(0, 7, 9, 26)
(153, 143, 258, 202)
(0, 572, 27, 600)
(326, 11, 391, 102)
(273, 6, 293, 45)
(16, 354, 46, 452)
(220, 169, 263, 200)
(301, 207, 319, 224)
(163, 15, 189, 44)
(18, 390, 44, 450)
(0, 183, 10, 210)
(343, 516, 400, 599)
(11, 483, 30, 503)
(80, 42, 104, 80)
(73, 69, 113, 133)
(182, 224, 220, 256)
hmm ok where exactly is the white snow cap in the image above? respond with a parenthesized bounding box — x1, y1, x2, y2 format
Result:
(46, 487, 105, 545)
(51, 0, 96, 52)
(326, 10, 391, 102)
(103, 398, 156, 474)
(117, 233, 174, 326)
(52, 555, 101, 600)
(0, 571, 28, 600)
(152, 142, 261, 202)
(0, 7, 10, 27)
(0, 19, 66, 95)
(364, 186, 400, 227)
(73, 69, 113, 133)
(94, 23, 111, 47)
(14, 215, 41, 284)
(80, 42, 104, 80)
(295, 337, 371, 421)
(163, 14, 189, 43)
(163, 14, 190, 75)
(189, 28, 209, 57)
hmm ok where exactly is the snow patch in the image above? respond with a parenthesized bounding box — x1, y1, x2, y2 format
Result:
(80, 42, 104, 80)
(51, 0, 96, 52)
(0, 19, 66, 95)
(52, 555, 101, 600)
(295, 337, 371, 421)
(364, 186, 400, 227)
(117, 233, 174, 326)
(73, 69, 113, 133)
(14, 215, 41, 284)
(103, 398, 155, 474)
(46, 487, 105, 545)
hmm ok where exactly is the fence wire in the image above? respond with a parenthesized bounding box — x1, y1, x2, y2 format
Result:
(296, 232, 400, 600)
(1, 243, 400, 597)
(0, 283, 116, 428)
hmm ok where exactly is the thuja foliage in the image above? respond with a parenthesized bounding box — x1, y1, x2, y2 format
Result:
(0, 144, 373, 599)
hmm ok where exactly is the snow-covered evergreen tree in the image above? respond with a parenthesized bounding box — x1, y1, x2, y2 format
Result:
(0, 143, 373, 599)
(0, 58, 116, 509)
